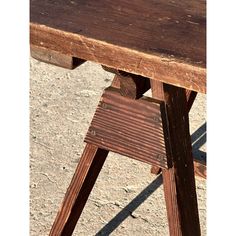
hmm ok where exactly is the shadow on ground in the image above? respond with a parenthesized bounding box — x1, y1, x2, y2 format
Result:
(96, 122, 206, 235)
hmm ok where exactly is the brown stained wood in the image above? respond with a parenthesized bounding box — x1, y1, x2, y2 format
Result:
(150, 165, 162, 175)
(194, 158, 206, 179)
(31, 45, 85, 69)
(150, 80, 165, 174)
(50, 144, 108, 236)
(85, 87, 169, 168)
(186, 90, 198, 112)
(102, 65, 119, 75)
(150, 81, 200, 176)
(111, 75, 121, 89)
(151, 157, 206, 179)
(103, 67, 150, 99)
(30, 0, 206, 93)
(160, 83, 200, 235)
(119, 72, 150, 99)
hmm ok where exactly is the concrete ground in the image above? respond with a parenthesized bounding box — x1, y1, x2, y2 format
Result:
(30, 57, 206, 236)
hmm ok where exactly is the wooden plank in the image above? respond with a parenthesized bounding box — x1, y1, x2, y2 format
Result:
(30, 0, 206, 93)
(159, 82, 201, 235)
(50, 144, 108, 236)
(31, 45, 85, 69)
(85, 87, 169, 168)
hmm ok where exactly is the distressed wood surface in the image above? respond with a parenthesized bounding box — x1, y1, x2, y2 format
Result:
(194, 158, 206, 179)
(102, 66, 151, 99)
(30, 0, 206, 93)
(150, 81, 201, 177)
(159, 82, 201, 235)
(119, 73, 150, 99)
(85, 87, 170, 168)
(50, 144, 108, 236)
(31, 45, 85, 69)
(186, 90, 198, 112)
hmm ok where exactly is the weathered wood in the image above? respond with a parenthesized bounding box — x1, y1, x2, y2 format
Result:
(31, 45, 85, 69)
(50, 144, 108, 236)
(186, 90, 198, 112)
(119, 72, 150, 99)
(85, 87, 169, 168)
(102, 65, 120, 75)
(150, 80, 201, 177)
(149, 80, 165, 174)
(159, 82, 201, 236)
(30, 0, 206, 93)
(105, 67, 150, 99)
(150, 165, 162, 175)
(194, 158, 206, 179)
(152, 157, 206, 179)
(111, 75, 121, 89)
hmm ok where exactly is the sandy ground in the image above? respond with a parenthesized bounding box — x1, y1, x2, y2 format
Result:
(30, 57, 206, 236)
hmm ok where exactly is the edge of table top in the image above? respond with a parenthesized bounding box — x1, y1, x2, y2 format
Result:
(30, 23, 206, 93)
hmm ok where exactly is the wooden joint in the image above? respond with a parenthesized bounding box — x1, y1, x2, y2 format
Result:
(31, 45, 85, 69)
(102, 65, 150, 99)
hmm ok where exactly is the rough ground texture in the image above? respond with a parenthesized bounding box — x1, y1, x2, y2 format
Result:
(30, 57, 206, 236)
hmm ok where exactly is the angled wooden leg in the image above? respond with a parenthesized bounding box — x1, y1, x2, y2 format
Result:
(161, 82, 200, 236)
(50, 144, 108, 236)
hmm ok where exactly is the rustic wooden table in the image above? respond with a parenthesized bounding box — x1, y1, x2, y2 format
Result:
(30, 0, 206, 235)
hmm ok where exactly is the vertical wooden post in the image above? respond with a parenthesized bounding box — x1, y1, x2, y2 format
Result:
(150, 80, 165, 175)
(151, 80, 200, 236)
(50, 144, 108, 236)
(186, 90, 198, 112)
(150, 84, 198, 176)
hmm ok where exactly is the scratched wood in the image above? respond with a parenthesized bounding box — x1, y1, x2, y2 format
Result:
(30, 0, 206, 93)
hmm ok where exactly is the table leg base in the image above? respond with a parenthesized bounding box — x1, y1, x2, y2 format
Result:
(50, 75, 202, 236)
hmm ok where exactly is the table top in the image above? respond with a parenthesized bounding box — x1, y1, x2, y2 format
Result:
(30, 0, 206, 93)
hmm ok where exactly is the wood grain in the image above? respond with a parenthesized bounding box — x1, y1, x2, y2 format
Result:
(102, 66, 151, 99)
(149, 80, 165, 175)
(111, 75, 121, 89)
(150, 81, 201, 177)
(30, 0, 206, 93)
(194, 158, 206, 179)
(50, 144, 108, 236)
(85, 87, 169, 168)
(186, 90, 198, 112)
(160, 83, 201, 235)
(31, 45, 85, 69)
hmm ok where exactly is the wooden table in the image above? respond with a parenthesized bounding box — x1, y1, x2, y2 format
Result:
(30, 0, 206, 235)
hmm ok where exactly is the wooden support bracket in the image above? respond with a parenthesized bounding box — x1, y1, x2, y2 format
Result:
(85, 87, 170, 168)
(31, 45, 85, 69)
